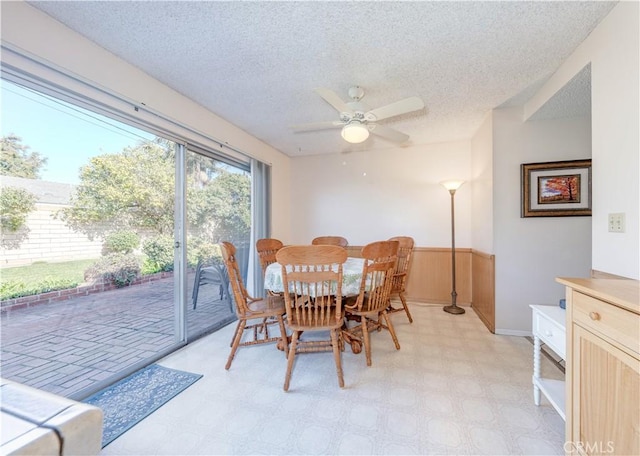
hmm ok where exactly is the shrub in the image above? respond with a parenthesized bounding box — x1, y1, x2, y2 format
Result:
(103, 230, 140, 254)
(84, 253, 140, 288)
(142, 235, 174, 273)
(187, 237, 220, 268)
(0, 186, 37, 232)
(0, 280, 26, 300)
(139, 236, 222, 273)
(0, 278, 78, 301)
(37, 278, 79, 293)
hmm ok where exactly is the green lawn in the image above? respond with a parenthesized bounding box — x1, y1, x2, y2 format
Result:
(1, 259, 97, 286)
(0, 259, 97, 300)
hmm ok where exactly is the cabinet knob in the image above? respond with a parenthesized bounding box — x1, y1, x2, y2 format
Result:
(589, 311, 601, 321)
(545, 330, 553, 337)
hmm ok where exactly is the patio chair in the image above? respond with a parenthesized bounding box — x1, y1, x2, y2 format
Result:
(191, 258, 230, 311)
(276, 244, 348, 391)
(311, 236, 348, 247)
(220, 241, 288, 370)
(386, 236, 415, 323)
(343, 240, 400, 366)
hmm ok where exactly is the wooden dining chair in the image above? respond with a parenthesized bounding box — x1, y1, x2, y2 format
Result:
(276, 245, 348, 391)
(256, 238, 284, 272)
(386, 236, 415, 323)
(343, 240, 400, 366)
(256, 238, 284, 296)
(311, 236, 348, 247)
(220, 241, 288, 370)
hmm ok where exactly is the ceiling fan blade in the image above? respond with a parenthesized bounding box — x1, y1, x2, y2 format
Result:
(290, 120, 345, 132)
(369, 124, 410, 144)
(314, 88, 354, 114)
(365, 96, 425, 122)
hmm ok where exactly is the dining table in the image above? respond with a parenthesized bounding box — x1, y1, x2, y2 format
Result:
(263, 257, 366, 297)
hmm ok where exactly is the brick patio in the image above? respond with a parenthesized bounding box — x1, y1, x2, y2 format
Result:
(0, 274, 236, 399)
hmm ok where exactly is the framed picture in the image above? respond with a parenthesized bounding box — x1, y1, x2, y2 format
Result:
(521, 159, 592, 217)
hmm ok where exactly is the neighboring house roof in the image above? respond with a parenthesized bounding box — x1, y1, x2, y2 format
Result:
(0, 175, 76, 205)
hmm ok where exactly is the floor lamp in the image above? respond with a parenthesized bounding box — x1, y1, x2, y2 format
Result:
(441, 180, 465, 315)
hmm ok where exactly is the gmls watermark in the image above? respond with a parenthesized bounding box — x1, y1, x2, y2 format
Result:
(564, 441, 615, 454)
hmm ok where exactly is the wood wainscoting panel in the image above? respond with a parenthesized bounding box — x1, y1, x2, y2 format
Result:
(471, 250, 495, 333)
(345, 247, 492, 319)
(404, 248, 472, 305)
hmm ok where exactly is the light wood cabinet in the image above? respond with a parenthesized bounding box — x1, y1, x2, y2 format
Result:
(557, 278, 640, 456)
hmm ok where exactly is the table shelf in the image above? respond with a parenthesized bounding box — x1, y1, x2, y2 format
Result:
(532, 377, 565, 420)
(530, 304, 566, 421)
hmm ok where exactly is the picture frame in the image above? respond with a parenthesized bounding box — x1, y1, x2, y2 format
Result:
(521, 159, 592, 217)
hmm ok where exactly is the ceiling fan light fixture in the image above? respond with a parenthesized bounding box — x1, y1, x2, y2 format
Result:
(341, 122, 369, 143)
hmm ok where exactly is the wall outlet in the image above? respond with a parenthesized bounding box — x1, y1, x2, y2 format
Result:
(608, 213, 625, 233)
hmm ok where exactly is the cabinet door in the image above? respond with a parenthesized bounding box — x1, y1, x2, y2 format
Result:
(571, 325, 640, 455)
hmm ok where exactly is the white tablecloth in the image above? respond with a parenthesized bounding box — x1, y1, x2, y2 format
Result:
(264, 257, 366, 297)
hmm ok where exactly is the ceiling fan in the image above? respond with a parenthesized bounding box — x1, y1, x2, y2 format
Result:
(291, 86, 425, 144)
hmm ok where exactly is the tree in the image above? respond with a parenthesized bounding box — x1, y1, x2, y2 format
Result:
(198, 171, 251, 243)
(57, 139, 176, 239)
(1, 134, 47, 178)
(0, 186, 37, 231)
(0, 186, 37, 249)
(58, 136, 251, 245)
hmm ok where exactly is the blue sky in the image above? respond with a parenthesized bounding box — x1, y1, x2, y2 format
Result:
(1, 80, 155, 184)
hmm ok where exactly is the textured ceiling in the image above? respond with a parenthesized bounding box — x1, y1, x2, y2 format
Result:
(27, 1, 616, 157)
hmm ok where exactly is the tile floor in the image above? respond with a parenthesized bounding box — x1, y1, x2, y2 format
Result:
(100, 303, 565, 455)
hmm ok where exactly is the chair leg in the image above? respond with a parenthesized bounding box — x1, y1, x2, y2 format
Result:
(330, 329, 345, 388)
(362, 316, 372, 367)
(225, 319, 246, 370)
(229, 318, 242, 348)
(284, 331, 300, 391)
(277, 316, 289, 357)
(399, 292, 413, 323)
(192, 279, 201, 310)
(381, 310, 401, 350)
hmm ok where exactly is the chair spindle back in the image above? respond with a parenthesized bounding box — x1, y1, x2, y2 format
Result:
(348, 240, 399, 314)
(388, 236, 414, 293)
(256, 238, 284, 275)
(220, 241, 252, 318)
(276, 245, 348, 328)
(311, 236, 349, 247)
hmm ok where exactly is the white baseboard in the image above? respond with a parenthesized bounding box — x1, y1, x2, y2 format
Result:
(495, 328, 531, 337)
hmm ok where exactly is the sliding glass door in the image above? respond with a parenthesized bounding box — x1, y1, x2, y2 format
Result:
(0, 78, 253, 398)
(184, 149, 250, 339)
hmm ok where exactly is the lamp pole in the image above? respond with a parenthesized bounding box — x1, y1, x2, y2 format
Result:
(441, 181, 465, 315)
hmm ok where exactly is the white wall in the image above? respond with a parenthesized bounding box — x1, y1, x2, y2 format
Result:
(289, 141, 472, 247)
(525, 1, 639, 279)
(590, 2, 639, 279)
(0, 1, 292, 240)
(471, 112, 494, 253)
(492, 107, 592, 334)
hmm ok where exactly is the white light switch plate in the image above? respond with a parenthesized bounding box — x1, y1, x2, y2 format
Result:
(608, 213, 625, 233)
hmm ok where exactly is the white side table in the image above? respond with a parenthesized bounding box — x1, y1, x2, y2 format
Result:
(530, 304, 566, 420)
